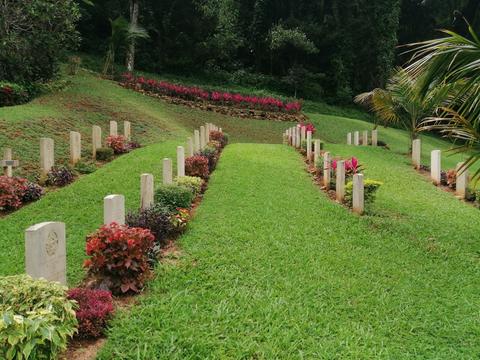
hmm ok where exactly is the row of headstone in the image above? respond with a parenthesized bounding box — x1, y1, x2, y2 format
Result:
(2, 121, 132, 178)
(283, 129, 365, 214)
(347, 130, 378, 147)
(284, 126, 321, 163)
(412, 139, 469, 199)
(25, 123, 223, 285)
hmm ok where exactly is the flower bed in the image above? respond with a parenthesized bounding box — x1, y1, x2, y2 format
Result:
(120, 73, 306, 121)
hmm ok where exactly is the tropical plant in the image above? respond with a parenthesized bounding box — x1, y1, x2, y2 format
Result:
(103, 16, 149, 77)
(405, 22, 480, 179)
(354, 68, 454, 144)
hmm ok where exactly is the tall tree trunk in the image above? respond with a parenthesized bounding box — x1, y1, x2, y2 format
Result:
(126, 0, 139, 73)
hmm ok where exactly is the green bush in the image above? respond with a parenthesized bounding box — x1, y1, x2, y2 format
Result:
(74, 161, 97, 174)
(344, 179, 383, 208)
(174, 176, 203, 196)
(0, 275, 78, 360)
(96, 147, 114, 161)
(155, 184, 194, 211)
(0, 82, 31, 107)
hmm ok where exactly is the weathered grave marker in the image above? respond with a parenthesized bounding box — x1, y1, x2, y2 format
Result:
(456, 162, 469, 199)
(354, 131, 360, 146)
(187, 137, 194, 157)
(104, 194, 125, 225)
(163, 158, 173, 184)
(92, 125, 102, 158)
(431, 150, 441, 185)
(323, 152, 331, 189)
(372, 130, 378, 146)
(352, 174, 364, 215)
(347, 133, 352, 145)
(124, 121, 131, 141)
(1, 148, 19, 177)
(200, 126, 206, 149)
(40, 138, 54, 175)
(301, 126, 306, 143)
(69, 131, 81, 165)
(194, 130, 201, 153)
(296, 127, 301, 149)
(140, 174, 154, 210)
(362, 131, 368, 146)
(177, 146, 185, 177)
(307, 131, 312, 161)
(110, 121, 118, 136)
(314, 139, 321, 165)
(336, 160, 345, 202)
(25, 222, 66, 285)
(412, 139, 421, 169)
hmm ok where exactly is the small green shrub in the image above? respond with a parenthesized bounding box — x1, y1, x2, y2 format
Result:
(201, 146, 219, 172)
(96, 147, 114, 161)
(0, 82, 31, 107)
(174, 176, 203, 196)
(344, 179, 383, 208)
(154, 184, 194, 211)
(74, 161, 97, 174)
(0, 275, 78, 360)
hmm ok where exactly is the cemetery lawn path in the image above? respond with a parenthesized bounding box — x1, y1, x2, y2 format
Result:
(98, 143, 480, 359)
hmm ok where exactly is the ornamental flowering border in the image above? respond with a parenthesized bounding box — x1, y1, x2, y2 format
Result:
(120, 73, 302, 114)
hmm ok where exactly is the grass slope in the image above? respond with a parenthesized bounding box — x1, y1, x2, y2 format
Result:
(98, 144, 480, 359)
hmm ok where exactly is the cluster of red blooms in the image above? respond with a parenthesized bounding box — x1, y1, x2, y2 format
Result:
(67, 288, 115, 339)
(298, 122, 316, 135)
(0, 176, 27, 210)
(332, 157, 362, 175)
(84, 223, 155, 294)
(121, 73, 302, 114)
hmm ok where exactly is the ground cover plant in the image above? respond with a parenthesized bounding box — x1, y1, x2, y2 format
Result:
(97, 143, 480, 358)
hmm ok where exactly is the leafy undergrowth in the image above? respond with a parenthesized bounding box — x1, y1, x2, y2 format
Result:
(98, 144, 480, 359)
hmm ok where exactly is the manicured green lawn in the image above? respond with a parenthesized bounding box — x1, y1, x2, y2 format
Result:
(98, 143, 480, 359)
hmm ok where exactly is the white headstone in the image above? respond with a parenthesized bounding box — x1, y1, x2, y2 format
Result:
(412, 139, 421, 169)
(104, 194, 125, 225)
(336, 160, 346, 202)
(69, 131, 81, 165)
(163, 158, 173, 184)
(362, 131, 368, 146)
(25, 222, 66, 285)
(200, 126, 206, 149)
(187, 137, 194, 157)
(177, 146, 185, 177)
(314, 139, 321, 165)
(140, 174, 154, 210)
(347, 133, 352, 145)
(372, 130, 378, 146)
(431, 150, 441, 185)
(206, 124, 211, 143)
(323, 152, 331, 189)
(456, 162, 469, 199)
(124, 121, 131, 141)
(2, 148, 18, 177)
(92, 125, 102, 158)
(301, 127, 306, 143)
(306, 131, 312, 161)
(110, 121, 118, 136)
(354, 131, 360, 146)
(40, 138, 54, 175)
(352, 174, 364, 215)
(296, 127, 301, 149)
(194, 130, 201, 153)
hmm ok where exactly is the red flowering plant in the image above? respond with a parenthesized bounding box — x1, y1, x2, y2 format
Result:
(121, 74, 303, 114)
(185, 155, 210, 180)
(209, 131, 228, 148)
(299, 122, 316, 135)
(106, 135, 129, 154)
(0, 176, 28, 210)
(67, 288, 114, 339)
(84, 223, 155, 294)
(331, 157, 364, 179)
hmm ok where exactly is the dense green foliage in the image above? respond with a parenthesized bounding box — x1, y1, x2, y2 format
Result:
(0, 0, 80, 83)
(0, 275, 78, 360)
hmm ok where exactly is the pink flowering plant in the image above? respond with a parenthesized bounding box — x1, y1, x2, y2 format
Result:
(331, 157, 364, 179)
(121, 73, 302, 114)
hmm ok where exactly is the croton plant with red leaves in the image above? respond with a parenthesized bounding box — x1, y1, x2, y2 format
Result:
(84, 223, 155, 294)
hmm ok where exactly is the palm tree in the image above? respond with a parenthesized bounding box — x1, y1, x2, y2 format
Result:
(102, 16, 149, 77)
(405, 22, 480, 178)
(354, 68, 453, 145)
